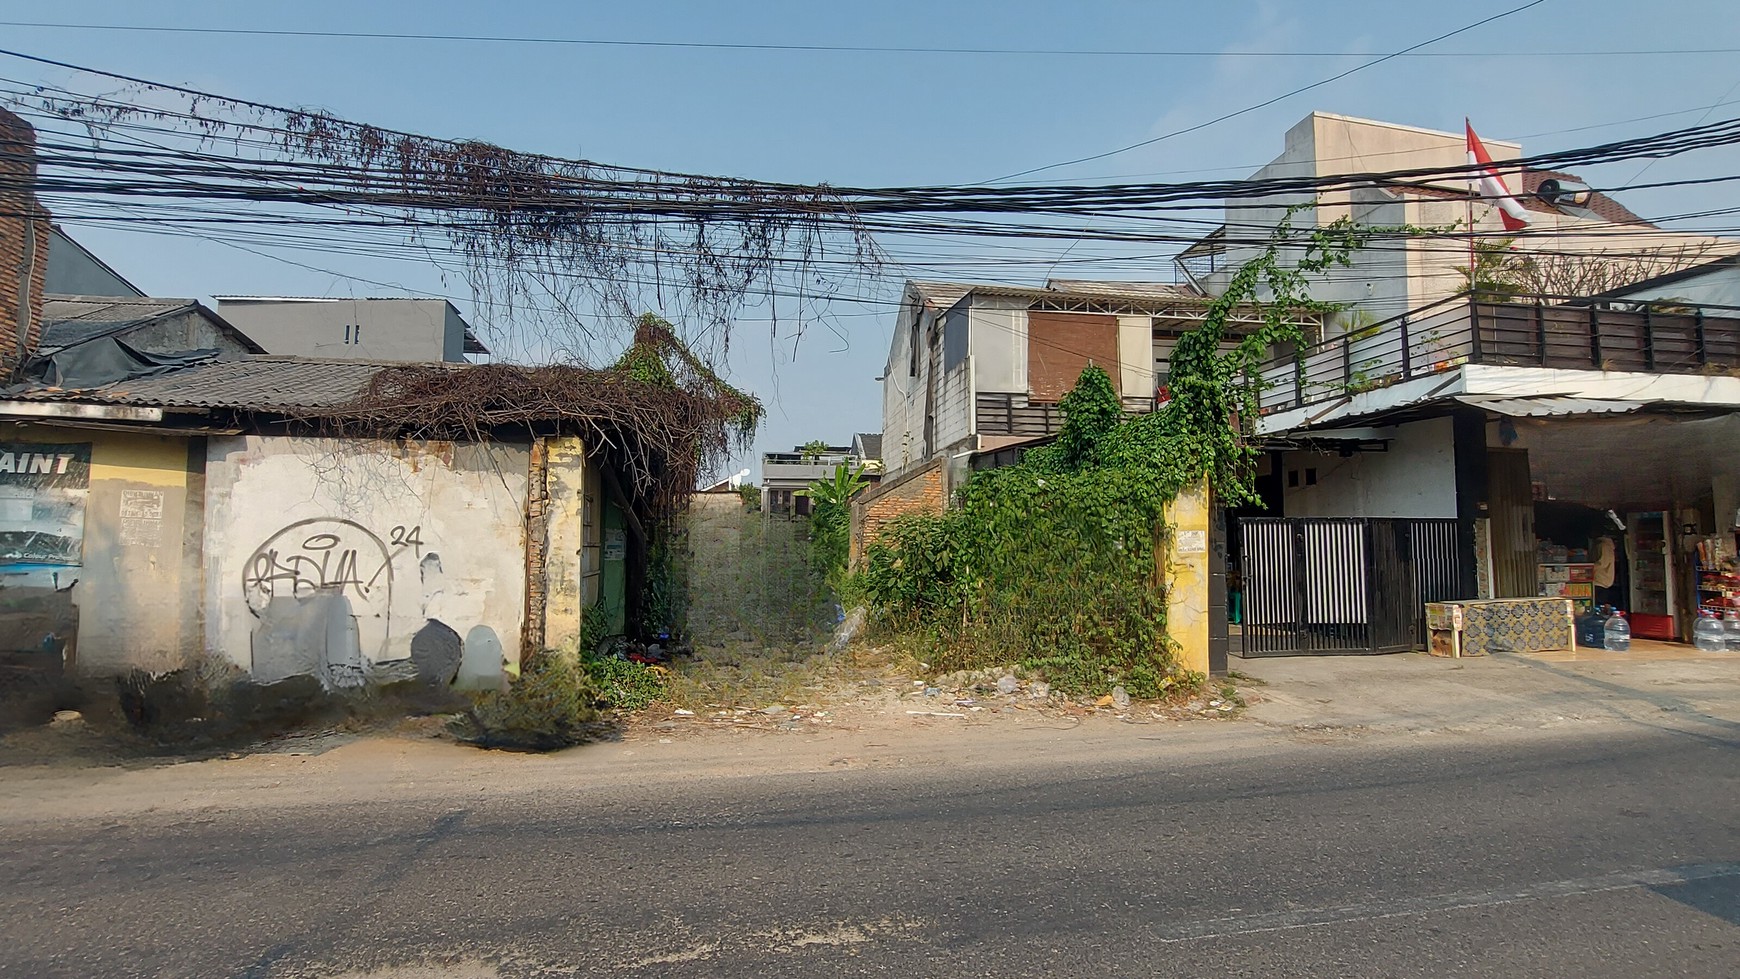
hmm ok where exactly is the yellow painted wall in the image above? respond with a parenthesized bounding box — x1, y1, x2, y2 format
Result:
(542, 436, 588, 651)
(1163, 478, 1211, 676)
(2, 425, 196, 673)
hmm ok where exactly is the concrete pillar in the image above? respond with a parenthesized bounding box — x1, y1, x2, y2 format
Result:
(1164, 477, 1212, 676)
(540, 437, 588, 653)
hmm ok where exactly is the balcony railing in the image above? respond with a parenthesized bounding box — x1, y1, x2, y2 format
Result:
(761, 452, 855, 466)
(761, 453, 860, 485)
(1256, 292, 1740, 416)
(976, 393, 1156, 437)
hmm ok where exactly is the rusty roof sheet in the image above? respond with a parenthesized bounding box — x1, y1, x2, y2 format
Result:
(7, 356, 466, 413)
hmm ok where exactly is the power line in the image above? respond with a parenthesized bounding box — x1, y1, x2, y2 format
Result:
(989, 0, 1551, 183)
(0, 18, 1725, 59)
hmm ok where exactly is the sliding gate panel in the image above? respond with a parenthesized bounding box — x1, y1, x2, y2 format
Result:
(1239, 517, 1464, 656)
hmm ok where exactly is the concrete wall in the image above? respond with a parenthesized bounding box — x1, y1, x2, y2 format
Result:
(442, 304, 470, 361)
(1280, 416, 1458, 518)
(1117, 315, 1156, 401)
(540, 437, 588, 651)
(44, 228, 143, 299)
(121, 309, 256, 358)
(215, 298, 464, 363)
(881, 304, 929, 474)
(935, 357, 974, 453)
(203, 436, 530, 689)
(1163, 478, 1211, 676)
(0, 427, 197, 674)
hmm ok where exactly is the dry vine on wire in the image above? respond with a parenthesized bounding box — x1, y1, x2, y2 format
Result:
(16, 74, 883, 357)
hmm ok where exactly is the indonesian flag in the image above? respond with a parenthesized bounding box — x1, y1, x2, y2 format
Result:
(1466, 120, 1530, 232)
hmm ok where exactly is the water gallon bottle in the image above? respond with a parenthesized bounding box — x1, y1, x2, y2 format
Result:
(1576, 605, 1608, 648)
(1693, 611, 1727, 651)
(1724, 612, 1740, 652)
(1604, 609, 1631, 652)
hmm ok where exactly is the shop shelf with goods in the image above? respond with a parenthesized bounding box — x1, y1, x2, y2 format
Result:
(1536, 561, 1595, 611)
(1627, 512, 1678, 641)
(1693, 533, 1739, 619)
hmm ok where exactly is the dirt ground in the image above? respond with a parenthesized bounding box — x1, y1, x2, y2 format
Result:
(3, 646, 1736, 828)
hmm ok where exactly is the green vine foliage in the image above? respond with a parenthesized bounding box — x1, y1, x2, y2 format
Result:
(855, 213, 1368, 696)
(800, 464, 870, 592)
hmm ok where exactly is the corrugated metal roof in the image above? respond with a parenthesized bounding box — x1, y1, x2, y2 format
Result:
(1457, 395, 1648, 417)
(907, 280, 976, 310)
(8, 356, 465, 413)
(43, 296, 197, 325)
(40, 296, 268, 355)
(1043, 279, 1202, 300)
(906, 277, 1205, 311)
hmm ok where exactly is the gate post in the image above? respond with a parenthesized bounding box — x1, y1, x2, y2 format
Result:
(1162, 478, 1212, 675)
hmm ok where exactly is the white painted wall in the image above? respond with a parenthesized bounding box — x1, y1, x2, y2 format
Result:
(1611, 262, 1740, 307)
(203, 436, 530, 688)
(1281, 416, 1457, 518)
(969, 299, 1026, 394)
(934, 358, 974, 451)
(1117, 315, 1155, 400)
(880, 304, 928, 474)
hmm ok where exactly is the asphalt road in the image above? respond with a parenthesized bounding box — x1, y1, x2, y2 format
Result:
(3, 722, 1738, 978)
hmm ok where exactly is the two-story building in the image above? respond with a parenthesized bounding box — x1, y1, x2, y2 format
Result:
(879, 278, 1318, 480)
(213, 297, 489, 363)
(1200, 114, 1740, 654)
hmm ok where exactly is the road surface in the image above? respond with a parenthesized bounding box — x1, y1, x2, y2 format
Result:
(1, 665, 1737, 977)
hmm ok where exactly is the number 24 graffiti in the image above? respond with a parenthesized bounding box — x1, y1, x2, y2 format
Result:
(389, 524, 424, 555)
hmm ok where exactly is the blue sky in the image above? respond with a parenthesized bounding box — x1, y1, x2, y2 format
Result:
(5, 0, 1740, 477)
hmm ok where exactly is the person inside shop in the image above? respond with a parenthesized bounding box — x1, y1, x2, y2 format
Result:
(1592, 534, 1625, 609)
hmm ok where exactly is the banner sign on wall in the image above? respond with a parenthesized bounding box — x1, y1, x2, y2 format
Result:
(0, 443, 93, 573)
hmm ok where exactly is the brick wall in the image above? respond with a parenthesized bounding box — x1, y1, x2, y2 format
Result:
(0, 107, 49, 365)
(850, 459, 946, 565)
(1027, 311, 1120, 402)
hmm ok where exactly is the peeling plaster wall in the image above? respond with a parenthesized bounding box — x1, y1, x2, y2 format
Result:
(203, 436, 530, 689)
(541, 437, 588, 651)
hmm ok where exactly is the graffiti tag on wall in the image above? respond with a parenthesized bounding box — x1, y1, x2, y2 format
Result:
(243, 518, 395, 610)
(241, 518, 502, 690)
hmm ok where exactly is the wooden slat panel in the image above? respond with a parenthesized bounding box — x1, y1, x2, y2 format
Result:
(1487, 449, 1537, 600)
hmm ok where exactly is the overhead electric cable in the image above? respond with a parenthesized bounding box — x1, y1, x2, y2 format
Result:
(0, 18, 1724, 59)
(989, 0, 1551, 183)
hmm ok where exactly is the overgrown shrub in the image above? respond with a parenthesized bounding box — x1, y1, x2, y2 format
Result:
(454, 651, 601, 750)
(799, 464, 868, 591)
(583, 655, 668, 711)
(858, 372, 1182, 697)
(856, 214, 1364, 698)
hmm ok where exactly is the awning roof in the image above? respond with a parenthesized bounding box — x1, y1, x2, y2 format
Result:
(1454, 395, 1650, 418)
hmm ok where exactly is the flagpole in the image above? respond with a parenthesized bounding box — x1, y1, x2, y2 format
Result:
(1464, 118, 1477, 298)
(1467, 177, 1477, 298)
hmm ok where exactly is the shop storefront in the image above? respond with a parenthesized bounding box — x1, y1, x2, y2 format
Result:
(1480, 410, 1740, 644)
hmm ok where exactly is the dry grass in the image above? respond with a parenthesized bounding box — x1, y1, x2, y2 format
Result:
(662, 641, 920, 711)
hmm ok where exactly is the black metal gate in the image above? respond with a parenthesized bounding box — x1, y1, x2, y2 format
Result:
(1238, 517, 1464, 656)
